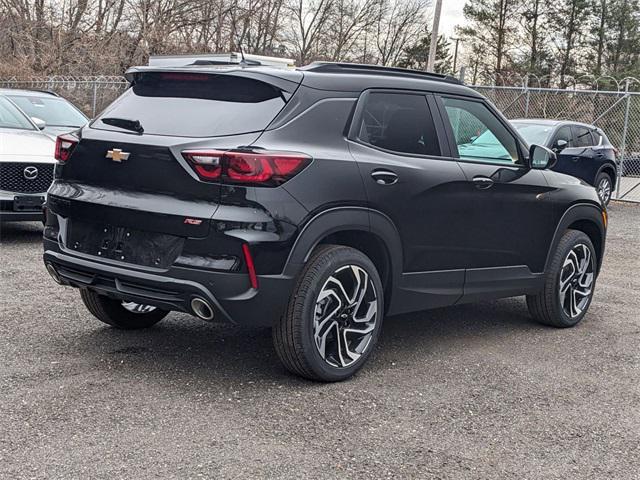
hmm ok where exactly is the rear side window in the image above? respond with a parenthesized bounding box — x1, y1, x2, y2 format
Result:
(573, 126, 594, 147)
(94, 72, 286, 137)
(355, 92, 441, 156)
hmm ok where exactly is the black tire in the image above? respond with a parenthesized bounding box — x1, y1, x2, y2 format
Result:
(527, 230, 597, 328)
(80, 289, 168, 329)
(594, 171, 613, 205)
(273, 245, 384, 382)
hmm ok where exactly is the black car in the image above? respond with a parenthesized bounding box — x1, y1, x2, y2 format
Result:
(43, 63, 607, 381)
(511, 119, 617, 204)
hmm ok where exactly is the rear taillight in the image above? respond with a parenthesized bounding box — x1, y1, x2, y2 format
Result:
(182, 149, 311, 186)
(54, 134, 79, 163)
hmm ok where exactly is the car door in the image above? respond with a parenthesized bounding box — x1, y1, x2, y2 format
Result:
(435, 95, 556, 301)
(554, 124, 595, 182)
(347, 90, 468, 312)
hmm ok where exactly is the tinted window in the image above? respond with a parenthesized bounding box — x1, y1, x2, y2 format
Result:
(553, 126, 573, 148)
(442, 97, 520, 164)
(356, 92, 441, 156)
(8, 95, 87, 127)
(94, 73, 286, 137)
(0, 96, 35, 130)
(574, 126, 594, 147)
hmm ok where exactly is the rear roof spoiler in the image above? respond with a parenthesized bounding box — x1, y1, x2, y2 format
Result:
(124, 66, 304, 93)
(148, 53, 296, 69)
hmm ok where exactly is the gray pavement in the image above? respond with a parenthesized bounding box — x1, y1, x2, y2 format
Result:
(1, 202, 639, 479)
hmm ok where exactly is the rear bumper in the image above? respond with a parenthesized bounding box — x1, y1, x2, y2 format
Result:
(43, 241, 295, 327)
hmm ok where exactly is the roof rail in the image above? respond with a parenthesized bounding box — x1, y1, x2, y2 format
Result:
(301, 62, 462, 85)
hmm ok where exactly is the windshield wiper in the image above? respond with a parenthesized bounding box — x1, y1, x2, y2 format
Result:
(101, 117, 144, 134)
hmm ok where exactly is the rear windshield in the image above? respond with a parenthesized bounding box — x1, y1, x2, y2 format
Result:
(94, 72, 287, 137)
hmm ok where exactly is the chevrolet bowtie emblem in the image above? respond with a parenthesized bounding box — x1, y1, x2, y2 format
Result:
(106, 148, 130, 162)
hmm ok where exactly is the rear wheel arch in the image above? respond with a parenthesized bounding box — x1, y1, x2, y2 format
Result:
(596, 163, 617, 188)
(283, 207, 403, 310)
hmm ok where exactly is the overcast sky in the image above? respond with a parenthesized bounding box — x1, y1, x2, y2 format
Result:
(439, 1, 466, 36)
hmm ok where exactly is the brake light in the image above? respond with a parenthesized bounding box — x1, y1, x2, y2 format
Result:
(182, 149, 311, 186)
(55, 134, 78, 163)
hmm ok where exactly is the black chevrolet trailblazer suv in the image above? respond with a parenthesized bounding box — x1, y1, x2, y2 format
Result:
(43, 63, 607, 381)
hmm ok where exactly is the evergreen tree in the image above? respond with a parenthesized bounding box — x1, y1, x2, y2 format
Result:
(459, 0, 521, 82)
(398, 33, 453, 74)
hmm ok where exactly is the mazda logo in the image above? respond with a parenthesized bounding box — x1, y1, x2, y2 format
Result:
(23, 166, 39, 180)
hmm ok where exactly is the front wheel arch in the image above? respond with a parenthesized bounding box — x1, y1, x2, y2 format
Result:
(544, 203, 606, 275)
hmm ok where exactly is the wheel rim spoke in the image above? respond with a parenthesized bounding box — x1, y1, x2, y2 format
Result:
(598, 179, 611, 201)
(558, 243, 595, 319)
(313, 264, 378, 368)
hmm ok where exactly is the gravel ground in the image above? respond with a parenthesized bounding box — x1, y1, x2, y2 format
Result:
(1, 202, 639, 479)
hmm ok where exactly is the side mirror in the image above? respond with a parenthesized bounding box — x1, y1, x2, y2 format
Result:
(31, 117, 46, 130)
(555, 139, 568, 152)
(529, 144, 557, 170)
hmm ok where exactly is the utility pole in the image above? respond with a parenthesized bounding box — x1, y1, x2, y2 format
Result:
(427, 0, 443, 72)
(451, 37, 461, 73)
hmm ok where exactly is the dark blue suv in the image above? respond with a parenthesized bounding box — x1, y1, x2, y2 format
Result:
(512, 119, 617, 204)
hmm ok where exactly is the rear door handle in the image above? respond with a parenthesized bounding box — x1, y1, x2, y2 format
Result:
(371, 170, 398, 185)
(472, 176, 494, 190)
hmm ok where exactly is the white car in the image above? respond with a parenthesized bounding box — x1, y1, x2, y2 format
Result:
(0, 95, 55, 222)
(1, 88, 88, 140)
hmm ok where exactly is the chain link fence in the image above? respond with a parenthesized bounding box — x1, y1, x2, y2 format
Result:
(475, 85, 640, 203)
(1, 75, 639, 202)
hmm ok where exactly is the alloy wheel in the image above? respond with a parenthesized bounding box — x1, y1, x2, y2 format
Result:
(558, 244, 595, 318)
(597, 177, 611, 204)
(313, 265, 378, 368)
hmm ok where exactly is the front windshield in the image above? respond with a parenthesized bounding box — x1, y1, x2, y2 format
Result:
(513, 123, 553, 146)
(7, 95, 87, 127)
(0, 96, 35, 130)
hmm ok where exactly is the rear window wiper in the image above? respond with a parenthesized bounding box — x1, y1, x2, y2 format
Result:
(101, 117, 144, 134)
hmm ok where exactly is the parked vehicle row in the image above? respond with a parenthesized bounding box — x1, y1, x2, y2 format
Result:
(511, 119, 617, 204)
(41, 62, 607, 381)
(0, 90, 87, 222)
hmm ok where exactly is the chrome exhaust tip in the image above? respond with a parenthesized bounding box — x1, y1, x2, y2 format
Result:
(45, 262, 63, 285)
(191, 297, 214, 321)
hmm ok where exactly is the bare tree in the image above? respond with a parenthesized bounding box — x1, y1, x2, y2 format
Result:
(286, 0, 335, 64)
(374, 0, 428, 66)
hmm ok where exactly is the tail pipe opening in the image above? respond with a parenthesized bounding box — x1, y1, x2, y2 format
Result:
(191, 297, 214, 321)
